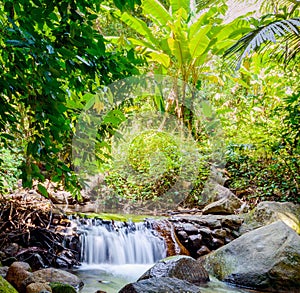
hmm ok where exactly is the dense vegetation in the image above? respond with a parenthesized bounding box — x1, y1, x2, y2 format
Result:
(0, 0, 299, 207)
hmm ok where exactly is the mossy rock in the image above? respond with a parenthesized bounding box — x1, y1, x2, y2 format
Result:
(73, 212, 164, 222)
(50, 282, 76, 293)
(0, 276, 18, 293)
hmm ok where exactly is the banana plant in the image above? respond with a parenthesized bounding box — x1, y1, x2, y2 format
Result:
(108, 0, 250, 119)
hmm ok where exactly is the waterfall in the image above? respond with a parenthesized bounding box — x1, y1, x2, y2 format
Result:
(74, 218, 166, 265)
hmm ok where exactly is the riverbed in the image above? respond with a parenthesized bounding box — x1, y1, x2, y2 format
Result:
(71, 263, 265, 293)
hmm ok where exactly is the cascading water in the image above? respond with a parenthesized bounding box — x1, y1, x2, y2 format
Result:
(74, 218, 167, 265)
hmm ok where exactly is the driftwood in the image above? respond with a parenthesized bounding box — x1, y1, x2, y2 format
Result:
(0, 193, 80, 269)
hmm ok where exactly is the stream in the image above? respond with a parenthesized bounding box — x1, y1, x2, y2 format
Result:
(70, 217, 265, 293)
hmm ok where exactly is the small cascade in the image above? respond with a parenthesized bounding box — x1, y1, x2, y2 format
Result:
(74, 218, 167, 265)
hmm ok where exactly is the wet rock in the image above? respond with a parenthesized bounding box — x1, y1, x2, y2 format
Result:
(31, 268, 83, 290)
(150, 220, 189, 256)
(26, 282, 52, 293)
(0, 275, 18, 293)
(119, 277, 201, 293)
(176, 230, 188, 241)
(188, 234, 202, 251)
(196, 246, 211, 257)
(0, 266, 9, 278)
(6, 261, 32, 292)
(203, 221, 300, 292)
(180, 223, 199, 234)
(18, 252, 45, 270)
(139, 255, 209, 284)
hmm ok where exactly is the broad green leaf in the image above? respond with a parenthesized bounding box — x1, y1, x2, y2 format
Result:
(121, 12, 156, 44)
(38, 184, 49, 198)
(142, 0, 172, 27)
(148, 51, 170, 68)
(189, 25, 212, 59)
(169, 0, 190, 15)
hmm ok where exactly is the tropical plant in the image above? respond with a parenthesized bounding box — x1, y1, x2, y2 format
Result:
(224, 0, 300, 69)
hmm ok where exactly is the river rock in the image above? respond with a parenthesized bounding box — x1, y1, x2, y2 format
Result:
(202, 195, 243, 215)
(241, 201, 300, 234)
(0, 275, 18, 293)
(30, 268, 83, 290)
(26, 282, 52, 293)
(119, 277, 201, 293)
(203, 220, 300, 292)
(0, 266, 9, 277)
(6, 261, 32, 292)
(138, 255, 209, 284)
(196, 246, 211, 257)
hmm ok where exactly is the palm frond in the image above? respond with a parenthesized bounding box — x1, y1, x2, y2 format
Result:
(224, 17, 300, 69)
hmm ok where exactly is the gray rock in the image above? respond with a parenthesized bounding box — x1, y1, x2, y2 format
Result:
(202, 195, 243, 215)
(119, 277, 201, 293)
(181, 223, 199, 234)
(31, 268, 83, 290)
(139, 255, 209, 284)
(241, 201, 300, 234)
(203, 221, 300, 292)
(0, 266, 9, 278)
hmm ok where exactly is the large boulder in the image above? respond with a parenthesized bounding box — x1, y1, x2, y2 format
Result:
(201, 182, 246, 214)
(119, 277, 201, 293)
(138, 255, 209, 284)
(202, 195, 243, 215)
(5, 262, 32, 292)
(241, 201, 300, 234)
(203, 221, 300, 292)
(0, 275, 18, 293)
(30, 268, 83, 290)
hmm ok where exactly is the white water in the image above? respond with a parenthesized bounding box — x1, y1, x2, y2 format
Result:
(77, 219, 166, 265)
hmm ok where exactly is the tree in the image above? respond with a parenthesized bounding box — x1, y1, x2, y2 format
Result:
(0, 0, 142, 197)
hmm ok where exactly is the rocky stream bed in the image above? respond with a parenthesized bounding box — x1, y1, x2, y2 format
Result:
(0, 181, 299, 293)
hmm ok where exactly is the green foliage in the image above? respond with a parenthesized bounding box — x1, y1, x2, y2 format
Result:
(0, 0, 142, 197)
(0, 147, 22, 193)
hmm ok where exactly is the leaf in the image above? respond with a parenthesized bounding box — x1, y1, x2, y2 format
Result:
(169, 0, 190, 15)
(121, 12, 156, 44)
(148, 51, 170, 67)
(189, 25, 212, 59)
(142, 0, 172, 27)
(38, 184, 49, 198)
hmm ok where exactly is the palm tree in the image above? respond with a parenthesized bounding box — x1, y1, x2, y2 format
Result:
(224, 0, 300, 69)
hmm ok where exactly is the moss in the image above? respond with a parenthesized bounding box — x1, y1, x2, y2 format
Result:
(50, 282, 76, 293)
(71, 212, 165, 222)
(0, 276, 18, 293)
